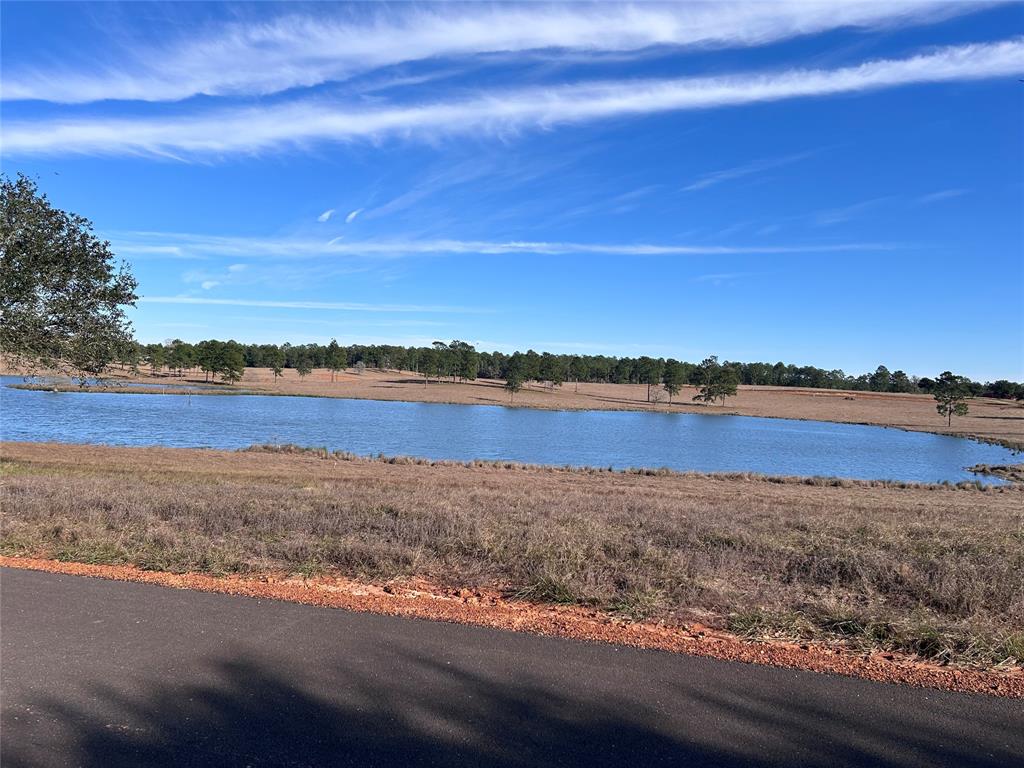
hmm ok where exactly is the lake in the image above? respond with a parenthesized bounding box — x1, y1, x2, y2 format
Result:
(0, 377, 1016, 483)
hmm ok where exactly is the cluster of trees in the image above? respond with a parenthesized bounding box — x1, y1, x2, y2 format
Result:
(125, 338, 1024, 404)
(137, 339, 246, 383)
(131, 339, 982, 423)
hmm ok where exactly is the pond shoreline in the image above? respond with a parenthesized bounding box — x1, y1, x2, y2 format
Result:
(9, 378, 1023, 454)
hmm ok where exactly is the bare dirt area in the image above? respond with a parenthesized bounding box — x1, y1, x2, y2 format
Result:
(2, 441, 1021, 680)
(9, 364, 1022, 449)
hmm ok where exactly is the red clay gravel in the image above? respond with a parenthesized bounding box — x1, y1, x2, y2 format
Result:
(3, 555, 1020, 698)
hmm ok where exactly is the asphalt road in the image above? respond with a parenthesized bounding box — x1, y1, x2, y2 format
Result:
(2, 568, 1021, 767)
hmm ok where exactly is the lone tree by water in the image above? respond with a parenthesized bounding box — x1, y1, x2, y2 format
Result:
(933, 371, 972, 426)
(271, 348, 285, 384)
(0, 174, 137, 376)
(637, 356, 663, 402)
(692, 356, 740, 406)
(505, 371, 524, 402)
(326, 338, 345, 382)
(662, 359, 685, 404)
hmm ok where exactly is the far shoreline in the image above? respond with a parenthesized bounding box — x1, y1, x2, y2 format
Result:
(5, 366, 1023, 452)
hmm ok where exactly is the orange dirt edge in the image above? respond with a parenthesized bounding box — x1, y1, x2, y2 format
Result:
(3, 555, 1020, 698)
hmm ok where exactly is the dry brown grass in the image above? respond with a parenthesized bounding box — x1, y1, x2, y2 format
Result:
(2, 441, 1021, 667)
(11, 364, 1022, 449)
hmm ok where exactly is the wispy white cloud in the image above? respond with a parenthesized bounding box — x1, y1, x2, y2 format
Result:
(690, 272, 756, 284)
(1, 2, 983, 103)
(317, 208, 335, 222)
(468, 338, 689, 356)
(6, 39, 1021, 158)
(138, 296, 486, 313)
(150, 322, 211, 330)
(813, 196, 894, 226)
(683, 150, 816, 191)
(199, 280, 220, 290)
(345, 208, 363, 223)
(361, 160, 496, 221)
(109, 244, 193, 259)
(916, 188, 969, 204)
(223, 314, 453, 329)
(113, 230, 898, 259)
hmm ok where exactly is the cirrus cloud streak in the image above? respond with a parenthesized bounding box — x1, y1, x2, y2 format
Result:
(5, 39, 1022, 158)
(0, 2, 984, 103)
(111, 231, 898, 260)
(138, 296, 485, 313)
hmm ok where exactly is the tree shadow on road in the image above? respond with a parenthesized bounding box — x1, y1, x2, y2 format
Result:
(6, 652, 690, 767)
(3, 644, 1021, 768)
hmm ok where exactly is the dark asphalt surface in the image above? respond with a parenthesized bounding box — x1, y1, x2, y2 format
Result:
(2, 568, 1021, 767)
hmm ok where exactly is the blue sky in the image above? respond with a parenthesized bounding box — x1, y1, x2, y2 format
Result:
(2, 2, 1022, 380)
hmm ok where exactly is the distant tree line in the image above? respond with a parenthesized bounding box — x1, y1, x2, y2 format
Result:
(119, 338, 1024, 402)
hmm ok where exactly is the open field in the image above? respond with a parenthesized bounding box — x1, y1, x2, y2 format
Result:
(2, 441, 1021, 669)
(8, 364, 1023, 449)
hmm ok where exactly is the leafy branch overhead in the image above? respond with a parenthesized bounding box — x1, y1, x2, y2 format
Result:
(0, 174, 137, 377)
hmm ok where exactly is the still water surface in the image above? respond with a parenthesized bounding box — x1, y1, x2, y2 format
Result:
(0, 377, 1016, 483)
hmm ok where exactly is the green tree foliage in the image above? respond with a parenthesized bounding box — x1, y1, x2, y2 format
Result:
(326, 338, 346, 382)
(522, 350, 541, 387)
(195, 340, 218, 382)
(295, 354, 313, 379)
(983, 380, 1023, 400)
(568, 355, 587, 393)
(450, 340, 479, 382)
(692, 356, 740, 406)
(869, 365, 891, 392)
(420, 347, 441, 385)
(637, 356, 664, 402)
(504, 358, 525, 402)
(504, 373, 523, 401)
(661, 359, 685, 404)
(116, 341, 141, 373)
(539, 352, 566, 389)
(166, 340, 194, 377)
(145, 343, 165, 375)
(889, 370, 913, 393)
(219, 344, 246, 384)
(933, 371, 972, 426)
(1, 174, 137, 377)
(134, 335, 1021, 403)
(192, 339, 246, 383)
(271, 347, 285, 383)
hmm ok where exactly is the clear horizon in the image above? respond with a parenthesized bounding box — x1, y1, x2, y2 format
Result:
(2, 1, 1021, 381)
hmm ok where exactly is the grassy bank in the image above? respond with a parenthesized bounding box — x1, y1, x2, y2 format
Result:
(9, 382, 261, 396)
(2, 441, 1021, 667)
